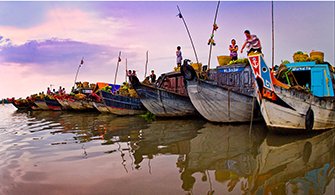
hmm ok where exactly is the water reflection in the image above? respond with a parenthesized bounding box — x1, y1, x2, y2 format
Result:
(0, 105, 334, 194)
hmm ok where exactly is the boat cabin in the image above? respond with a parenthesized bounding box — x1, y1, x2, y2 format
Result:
(157, 71, 187, 96)
(208, 64, 255, 94)
(285, 61, 335, 97)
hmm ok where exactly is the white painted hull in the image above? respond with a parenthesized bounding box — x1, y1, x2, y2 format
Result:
(259, 87, 335, 130)
(186, 80, 259, 122)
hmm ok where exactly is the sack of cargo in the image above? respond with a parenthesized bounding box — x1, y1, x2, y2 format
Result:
(174, 66, 181, 72)
(217, 55, 231, 66)
(310, 51, 324, 64)
(129, 89, 138, 98)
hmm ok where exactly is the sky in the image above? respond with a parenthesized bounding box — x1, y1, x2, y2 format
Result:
(0, 1, 334, 98)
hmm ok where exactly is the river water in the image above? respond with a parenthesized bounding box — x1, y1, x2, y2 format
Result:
(0, 104, 334, 195)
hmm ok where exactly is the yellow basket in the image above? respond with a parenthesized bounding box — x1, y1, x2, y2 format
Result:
(310, 51, 324, 63)
(217, 55, 231, 66)
(293, 53, 309, 62)
(190, 63, 202, 71)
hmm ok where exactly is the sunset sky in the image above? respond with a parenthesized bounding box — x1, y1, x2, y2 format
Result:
(0, 1, 334, 98)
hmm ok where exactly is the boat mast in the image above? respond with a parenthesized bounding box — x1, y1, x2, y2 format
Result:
(144, 51, 149, 79)
(271, 0, 275, 68)
(207, 1, 221, 70)
(113, 51, 122, 93)
(177, 5, 199, 64)
(73, 57, 84, 92)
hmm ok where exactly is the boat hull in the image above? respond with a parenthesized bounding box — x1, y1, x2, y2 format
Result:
(45, 98, 62, 111)
(185, 78, 259, 122)
(100, 90, 146, 115)
(34, 100, 49, 110)
(67, 100, 95, 111)
(92, 102, 110, 113)
(130, 77, 196, 117)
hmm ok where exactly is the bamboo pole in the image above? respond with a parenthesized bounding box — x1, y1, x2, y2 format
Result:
(113, 51, 121, 93)
(177, 5, 199, 64)
(125, 58, 128, 83)
(73, 57, 84, 91)
(145, 51, 149, 79)
(271, 0, 275, 68)
(207, 1, 221, 70)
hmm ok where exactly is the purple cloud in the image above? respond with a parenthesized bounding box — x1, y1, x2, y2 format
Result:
(0, 37, 135, 74)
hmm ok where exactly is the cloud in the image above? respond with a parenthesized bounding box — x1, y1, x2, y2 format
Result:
(0, 37, 136, 75)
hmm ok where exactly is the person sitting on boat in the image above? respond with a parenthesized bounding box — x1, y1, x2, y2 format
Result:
(58, 86, 63, 94)
(149, 70, 156, 83)
(132, 70, 137, 76)
(229, 39, 238, 60)
(176, 46, 183, 67)
(47, 87, 52, 95)
(240, 30, 262, 55)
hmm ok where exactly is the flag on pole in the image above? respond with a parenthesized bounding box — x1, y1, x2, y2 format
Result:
(118, 57, 121, 62)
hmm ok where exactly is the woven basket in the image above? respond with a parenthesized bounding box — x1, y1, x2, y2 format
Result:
(217, 55, 231, 66)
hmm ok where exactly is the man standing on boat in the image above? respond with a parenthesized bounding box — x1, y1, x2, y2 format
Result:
(149, 70, 156, 83)
(176, 46, 183, 67)
(240, 30, 262, 55)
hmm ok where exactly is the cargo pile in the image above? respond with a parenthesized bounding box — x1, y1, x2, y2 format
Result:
(293, 50, 324, 63)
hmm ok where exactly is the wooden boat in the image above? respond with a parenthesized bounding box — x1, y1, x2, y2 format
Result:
(12, 99, 31, 110)
(248, 54, 335, 130)
(91, 82, 120, 113)
(129, 72, 197, 117)
(181, 61, 261, 122)
(100, 90, 146, 115)
(44, 97, 62, 111)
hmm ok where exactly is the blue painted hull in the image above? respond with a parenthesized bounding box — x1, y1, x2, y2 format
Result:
(45, 98, 62, 111)
(100, 90, 146, 115)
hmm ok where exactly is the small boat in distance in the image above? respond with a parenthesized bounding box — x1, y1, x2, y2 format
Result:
(181, 60, 261, 123)
(129, 71, 197, 117)
(248, 54, 335, 131)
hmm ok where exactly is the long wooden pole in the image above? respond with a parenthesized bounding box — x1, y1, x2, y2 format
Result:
(207, 1, 221, 70)
(113, 51, 121, 93)
(271, 0, 275, 68)
(177, 5, 199, 64)
(144, 51, 149, 79)
(73, 57, 84, 91)
(125, 58, 128, 83)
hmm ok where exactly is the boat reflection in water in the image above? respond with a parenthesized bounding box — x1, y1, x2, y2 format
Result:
(12, 109, 334, 194)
